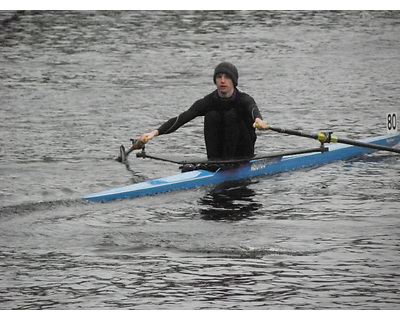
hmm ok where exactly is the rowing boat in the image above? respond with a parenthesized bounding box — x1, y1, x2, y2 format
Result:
(84, 133, 400, 202)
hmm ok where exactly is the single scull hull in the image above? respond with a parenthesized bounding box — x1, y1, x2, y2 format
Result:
(84, 134, 400, 202)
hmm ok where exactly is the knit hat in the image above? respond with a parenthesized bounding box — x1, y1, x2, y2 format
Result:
(213, 62, 239, 87)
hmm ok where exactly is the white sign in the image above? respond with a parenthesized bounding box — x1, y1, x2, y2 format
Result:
(387, 113, 397, 134)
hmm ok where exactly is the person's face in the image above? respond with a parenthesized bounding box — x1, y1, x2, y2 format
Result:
(215, 73, 235, 97)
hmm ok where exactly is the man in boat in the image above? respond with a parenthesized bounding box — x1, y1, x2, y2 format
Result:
(141, 62, 268, 160)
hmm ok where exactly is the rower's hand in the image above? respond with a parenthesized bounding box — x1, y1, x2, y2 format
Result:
(141, 130, 159, 143)
(253, 118, 269, 130)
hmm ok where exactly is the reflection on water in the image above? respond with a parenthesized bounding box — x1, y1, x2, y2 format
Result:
(200, 180, 262, 221)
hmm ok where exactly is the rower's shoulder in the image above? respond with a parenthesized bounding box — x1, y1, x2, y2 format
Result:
(189, 91, 215, 113)
(195, 90, 217, 102)
(237, 89, 256, 102)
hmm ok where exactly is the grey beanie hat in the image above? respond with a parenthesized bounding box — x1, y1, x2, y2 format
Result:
(213, 62, 239, 87)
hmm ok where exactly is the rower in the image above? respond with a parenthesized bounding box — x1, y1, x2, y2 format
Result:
(138, 62, 269, 160)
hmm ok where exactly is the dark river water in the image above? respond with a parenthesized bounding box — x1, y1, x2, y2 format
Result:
(1, 10, 400, 310)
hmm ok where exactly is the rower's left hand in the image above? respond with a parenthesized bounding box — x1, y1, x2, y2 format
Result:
(141, 130, 159, 142)
(253, 118, 269, 130)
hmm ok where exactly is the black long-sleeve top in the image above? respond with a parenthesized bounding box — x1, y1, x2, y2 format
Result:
(157, 89, 263, 135)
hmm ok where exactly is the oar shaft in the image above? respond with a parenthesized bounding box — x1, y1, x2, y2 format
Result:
(125, 145, 137, 157)
(267, 126, 400, 154)
(136, 152, 183, 164)
(268, 126, 321, 140)
(335, 137, 400, 154)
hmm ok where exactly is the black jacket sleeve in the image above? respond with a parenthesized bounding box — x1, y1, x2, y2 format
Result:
(157, 98, 207, 135)
(240, 93, 263, 121)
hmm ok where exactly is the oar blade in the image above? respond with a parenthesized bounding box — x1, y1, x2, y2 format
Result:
(116, 145, 126, 163)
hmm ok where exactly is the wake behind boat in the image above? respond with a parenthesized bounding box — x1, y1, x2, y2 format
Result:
(84, 132, 400, 202)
